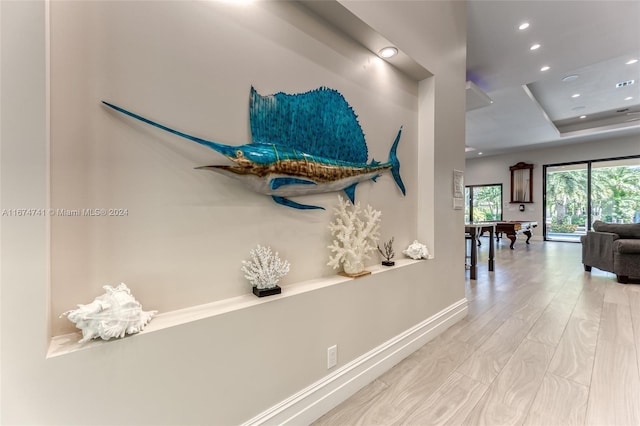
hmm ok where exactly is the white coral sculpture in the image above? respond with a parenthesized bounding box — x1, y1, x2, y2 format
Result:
(241, 245, 290, 289)
(327, 195, 381, 275)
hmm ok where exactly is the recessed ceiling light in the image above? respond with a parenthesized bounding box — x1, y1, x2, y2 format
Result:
(378, 47, 398, 59)
(530, 44, 541, 50)
(478, 152, 483, 155)
(579, 115, 587, 119)
(625, 96, 634, 101)
(519, 22, 530, 30)
(571, 93, 581, 98)
(626, 59, 638, 65)
(562, 74, 579, 82)
(540, 66, 550, 72)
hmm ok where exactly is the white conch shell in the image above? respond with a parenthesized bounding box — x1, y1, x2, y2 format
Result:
(60, 283, 157, 343)
(403, 240, 429, 260)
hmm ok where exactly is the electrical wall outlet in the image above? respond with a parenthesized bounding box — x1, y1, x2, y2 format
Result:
(327, 345, 338, 369)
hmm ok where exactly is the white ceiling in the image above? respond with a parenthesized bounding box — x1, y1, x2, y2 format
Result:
(466, 0, 640, 158)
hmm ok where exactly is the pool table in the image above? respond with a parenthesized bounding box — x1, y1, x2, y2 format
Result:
(495, 221, 538, 249)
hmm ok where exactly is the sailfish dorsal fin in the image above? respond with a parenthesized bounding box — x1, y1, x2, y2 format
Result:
(249, 86, 368, 163)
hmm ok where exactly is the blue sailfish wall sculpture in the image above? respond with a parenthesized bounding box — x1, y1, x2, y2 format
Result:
(102, 87, 405, 210)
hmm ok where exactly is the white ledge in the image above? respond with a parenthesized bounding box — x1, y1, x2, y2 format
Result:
(47, 258, 427, 358)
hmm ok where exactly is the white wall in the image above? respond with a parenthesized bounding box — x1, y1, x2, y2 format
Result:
(1, 1, 467, 424)
(49, 0, 423, 336)
(465, 134, 640, 230)
(339, 0, 468, 290)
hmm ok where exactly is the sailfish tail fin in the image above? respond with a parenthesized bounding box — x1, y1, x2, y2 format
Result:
(388, 126, 406, 195)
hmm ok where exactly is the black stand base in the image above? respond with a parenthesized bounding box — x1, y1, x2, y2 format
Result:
(252, 285, 282, 297)
(382, 261, 395, 267)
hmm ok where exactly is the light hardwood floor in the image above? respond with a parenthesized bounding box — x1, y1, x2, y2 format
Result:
(314, 238, 640, 426)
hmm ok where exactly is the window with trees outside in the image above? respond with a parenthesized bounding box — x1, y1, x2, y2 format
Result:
(544, 156, 640, 242)
(465, 184, 503, 223)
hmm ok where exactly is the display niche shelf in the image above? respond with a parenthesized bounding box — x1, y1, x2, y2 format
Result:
(47, 258, 428, 358)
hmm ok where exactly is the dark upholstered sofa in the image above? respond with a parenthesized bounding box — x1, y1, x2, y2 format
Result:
(581, 221, 640, 283)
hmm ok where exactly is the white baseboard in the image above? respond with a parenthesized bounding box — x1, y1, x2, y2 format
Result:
(242, 298, 468, 426)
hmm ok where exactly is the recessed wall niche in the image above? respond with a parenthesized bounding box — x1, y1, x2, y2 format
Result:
(50, 1, 422, 337)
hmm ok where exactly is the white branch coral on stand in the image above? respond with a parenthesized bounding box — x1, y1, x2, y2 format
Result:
(327, 195, 381, 275)
(241, 245, 290, 289)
